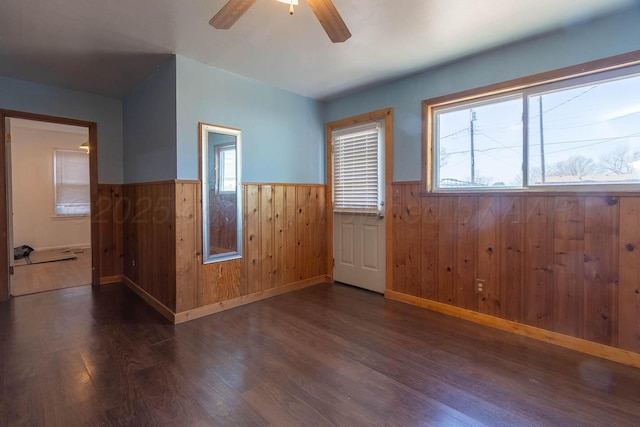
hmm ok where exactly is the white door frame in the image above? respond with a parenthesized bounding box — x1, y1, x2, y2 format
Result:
(326, 108, 394, 293)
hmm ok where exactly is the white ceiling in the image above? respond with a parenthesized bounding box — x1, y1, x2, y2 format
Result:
(0, 0, 636, 100)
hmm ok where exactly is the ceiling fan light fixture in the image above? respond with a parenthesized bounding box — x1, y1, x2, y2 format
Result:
(210, 0, 351, 43)
(277, 0, 298, 14)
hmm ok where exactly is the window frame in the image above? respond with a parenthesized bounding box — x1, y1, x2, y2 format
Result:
(423, 51, 640, 194)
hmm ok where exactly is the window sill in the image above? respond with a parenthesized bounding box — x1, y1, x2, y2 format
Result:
(421, 188, 640, 197)
(51, 215, 90, 221)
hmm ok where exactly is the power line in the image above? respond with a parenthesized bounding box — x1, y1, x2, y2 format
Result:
(539, 110, 640, 131)
(476, 131, 521, 155)
(546, 132, 640, 154)
(530, 85, 600, 119)
(440, 127, 469, 140)
(444, 131, 640, 156)
(453, 85, 599, 134)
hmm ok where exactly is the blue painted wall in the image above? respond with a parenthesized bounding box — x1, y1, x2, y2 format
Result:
(176, 55, 325, 184)
(123, 57, 177, 183)
(0, 77, 123, 183)
(326, 9, 640, 182)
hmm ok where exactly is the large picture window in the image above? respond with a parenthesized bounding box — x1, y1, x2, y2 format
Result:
(426, 59, 640, 191)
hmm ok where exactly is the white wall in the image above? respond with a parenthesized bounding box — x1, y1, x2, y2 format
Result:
(10, 123, 91, 250)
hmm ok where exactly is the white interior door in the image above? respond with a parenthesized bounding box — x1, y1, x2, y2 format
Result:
(5, 118, 14, 295)
(331, 120, 386, 294)
(334, 212, 385, 293)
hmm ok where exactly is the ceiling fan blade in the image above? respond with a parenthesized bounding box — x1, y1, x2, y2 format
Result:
(209, 0, 256, 29)
(306, 0, 351, 43)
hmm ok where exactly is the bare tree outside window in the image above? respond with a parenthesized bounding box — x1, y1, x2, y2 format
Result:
(547, 156, 597, 178)
(597, 147, 638, 175)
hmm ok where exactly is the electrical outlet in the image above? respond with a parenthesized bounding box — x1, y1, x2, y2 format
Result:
(475, 279, 486, 294)
(132, 259, 136, 267)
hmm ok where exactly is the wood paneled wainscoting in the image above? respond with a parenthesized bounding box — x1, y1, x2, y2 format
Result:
(389, 181, 640, 367)
(110, 181, 327, 323)
(97, 184, 124, 284)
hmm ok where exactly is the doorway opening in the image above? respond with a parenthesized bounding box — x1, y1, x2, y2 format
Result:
(10, 118, 91, 295)
(1, 110, 98, 300)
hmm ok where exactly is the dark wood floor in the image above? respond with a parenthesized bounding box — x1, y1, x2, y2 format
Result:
(1, 283, 639, 426)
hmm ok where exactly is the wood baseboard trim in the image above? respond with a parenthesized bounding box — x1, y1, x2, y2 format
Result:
(100, 275, 122, 285)
(385, 290, 640, 369)
(174, 275, 331, 324)
(122, 276, 176, 323)
(122, 180, 185, 187)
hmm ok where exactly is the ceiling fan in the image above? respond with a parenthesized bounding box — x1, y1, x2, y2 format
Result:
(209, 0, 351, 43)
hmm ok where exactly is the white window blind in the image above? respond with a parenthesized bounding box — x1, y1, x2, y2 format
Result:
(332, 121, 384, 214)
(54, 149, 90, 216)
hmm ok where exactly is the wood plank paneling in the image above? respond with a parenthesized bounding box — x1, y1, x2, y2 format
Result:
(175, 182, 200, 312)
(420, 197, 438, 300)
(391, 182, 640, 356)
(96, 186, 115, 277)
(273, 186, 285, 288)
(122, 182, 328, 320)
(523, 197, 554, 329)
(122, 186, 137, 284)
(404, 185, 421, 297)
(455, 196, 477, 311)
(477, 197, 500, 317)
(306, 187, 318, 280)
(295, 186, 313, 282)
(500, 197, 525, 322)
(583, 197, 619, 346)
(202, 258, 242, 305)
(391, 185, 406, 294)
(619, 198, 640, 353)
(553, 196, 584, 338)
(391, 183, 421, 296)
(437, 197, 455, 305)
(316, 187, 328, 279)
(196, 183, 327, 308)
(284, 186, 298, 284)
(97, 184, 124, 279)
(260, 185, 274, 290)
(123, 182, 176, 311)
(245, 184, 261, 294)
(309, 186, 323, 278)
